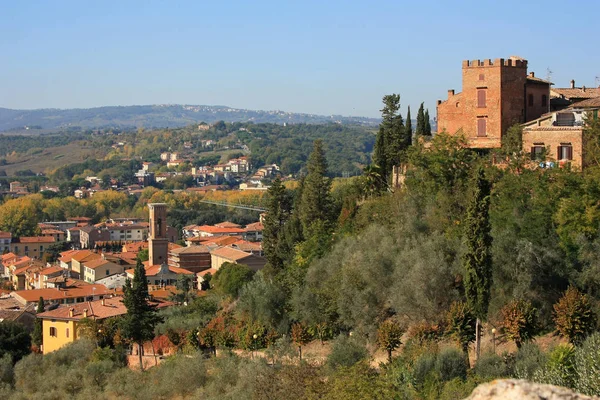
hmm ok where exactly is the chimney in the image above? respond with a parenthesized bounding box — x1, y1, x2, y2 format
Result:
(83, 309, 88, 318)
(571, 79, 575, 89)
(529, 72, 535, 78)
(69, 308, 74, 317)
(101, 298, 105, 306)
(582, 86, 586, 92)
(448, 89, 455, 99)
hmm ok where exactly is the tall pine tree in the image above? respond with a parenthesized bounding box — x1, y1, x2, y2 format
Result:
(298, 140, 333, 236)
(416, 102, 426, 137)
(406, 106, 413, 143)
(32, 297, 44, 348)
(424, 109, 432, 136)
(121, 259, 162, 371)
(463, 166, 492, 361)
(262, 177, 292, 275)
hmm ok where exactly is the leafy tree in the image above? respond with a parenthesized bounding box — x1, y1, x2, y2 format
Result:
(121, 259, 162, 371)
(553, 287, 597, 344)
(174, 275, 195, 304)
(32, 297, 44, 347)
(298, 140, 333, 235)
(582, 113, 600, 168)
(0, 321, 31, 362)
(501, 299, 538, 348)
(463, 166, 492, 360)
(212, 262, 254, 298)
(290, 322, 311, 360)
(137, 249, 149, 263)
(262, 177, 292, 275)
(446, 301, 476, 355)
(237, 272, 288, 332)
(326, 334, 368, 369)
(377, 319, 404, 363)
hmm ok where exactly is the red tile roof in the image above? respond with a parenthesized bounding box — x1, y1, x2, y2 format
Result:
(169, 245, 210, 255)
(71, 250, 101, 263)
(0, 231, 12, 238)
(37, 296, 127, 321)
(552, 87, 600, 100)
(195, 225, 246, 234)
(214, 221, 242, 228)
(244, 222, 264, 231)
(59, 250, 79, 263)
(210, 247, 252, 262)
(39, 266, 64, 276)
(18, 236, 56, 243)
(12, 282, 111, 304)
(82, 259, 113, 270)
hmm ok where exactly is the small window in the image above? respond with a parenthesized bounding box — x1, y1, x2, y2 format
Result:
(477, 89, 487, 108)
(477, 119, 487, 137)
(558, 145, 573, 161)
(66, 328, 69, 338)
(456, 102, 460, 108)
(531, 146, 545, 160)
(106, 269, 110, 276)
(542, 95, 547, 107)
(50, 327, 57, 337)
(479, 74, 484, 81)
(528, 94, 534, 107)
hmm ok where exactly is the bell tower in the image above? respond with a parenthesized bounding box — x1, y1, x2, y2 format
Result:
(148, 203, 169, 266)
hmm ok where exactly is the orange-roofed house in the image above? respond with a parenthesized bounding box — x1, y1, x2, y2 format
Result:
(210, 247, 266, 272)
(125, 263, 194, 286)
(41, 229, 65, 242)
(168, 245, 211, 274)
(11, 280, 111, 306)
(243, 222, 264, 241)
(71, 250, 102, 274)
(82, 258, 125, 283)
(58, 249, 79, 271)
(214, 221, 242, 229)
(194, 225, 247, 238)
(10, 236, 56, 258)
(37, 296, 128, 353)
(39, 265, 67, 288)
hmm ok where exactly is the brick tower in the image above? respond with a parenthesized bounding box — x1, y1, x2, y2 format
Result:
(148, 203, 168, 266)
(437, 57, 528, 148)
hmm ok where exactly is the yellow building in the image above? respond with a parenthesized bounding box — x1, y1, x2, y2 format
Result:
(36, 296, 127, 353)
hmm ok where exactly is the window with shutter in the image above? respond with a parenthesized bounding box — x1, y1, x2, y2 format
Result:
(558, 145, 573, 160)
(477, 90, 486, 108)
(531, 146, 545, 160)
(477, 119, 486, 137)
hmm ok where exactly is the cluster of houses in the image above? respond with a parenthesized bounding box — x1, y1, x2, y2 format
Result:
(0, 203, 266, 354)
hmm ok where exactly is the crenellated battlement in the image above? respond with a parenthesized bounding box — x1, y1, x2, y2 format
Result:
(462, 57, 527, 68)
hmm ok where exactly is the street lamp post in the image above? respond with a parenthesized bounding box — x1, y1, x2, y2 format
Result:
(491, 328, 497, 354)
(252, 334, 258, 359)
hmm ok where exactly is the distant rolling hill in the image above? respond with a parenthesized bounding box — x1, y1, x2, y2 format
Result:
(0, 104, 380, 132)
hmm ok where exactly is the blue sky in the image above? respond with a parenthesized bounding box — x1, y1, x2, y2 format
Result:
(1, 0, 599, 118)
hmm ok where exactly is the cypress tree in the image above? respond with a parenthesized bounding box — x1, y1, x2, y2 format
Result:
(121, 259, 162, 371)
(424, 109, 432, 136)
(298, 140, 333, 236)
(463, 166, 493, 361)
(373, 125, 388, 183)
(262, 177, 292, 275)
(416, 102, 426, 136)
(406, 106, 413, 143)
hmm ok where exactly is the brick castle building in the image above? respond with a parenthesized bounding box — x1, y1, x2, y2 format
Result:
(436, 56, 600, 169)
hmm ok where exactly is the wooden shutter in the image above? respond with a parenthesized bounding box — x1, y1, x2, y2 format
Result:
(557, 146, 561, 160)
(477, 119, 486, 137)
(567, 146, 573, 160)
(477, 90, 486, 108)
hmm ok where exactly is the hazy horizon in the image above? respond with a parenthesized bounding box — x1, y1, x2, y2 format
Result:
(2, 0, 599, 118)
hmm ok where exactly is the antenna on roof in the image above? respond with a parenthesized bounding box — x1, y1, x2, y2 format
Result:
(596, 76, 600, 87)
(546, 67, 553, 83)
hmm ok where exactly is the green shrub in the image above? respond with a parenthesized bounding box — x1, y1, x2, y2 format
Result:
(412, 352, 437, 388)
(474, 352, 508, 379)
(532, 345, 576, 388)
(574, 333, 600, 396)
(511, 342, 546, 380)
(439, 377, 480, 400)
(435, 347, 468, 382)
(326, 334, 368, 370)
(0, 354, 13, 386)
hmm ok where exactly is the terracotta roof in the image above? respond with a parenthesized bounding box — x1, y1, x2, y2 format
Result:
(39, 266, 64, 276)
(202, 236, 242, 247)
(9, 257, 33, 269)
(68, 217, 92, 222)
(42, 229, 63, 235)
(197, 268, 217, 277)
(523, 126, 583, 131)
(568, 97, 600, 108)
(71, 250, 101, 263)
(82, 259, 113, 270)
(18, 236, 56, 244)
(214, 221, 242, 228)
(244, 222, 264, 231)
(59, 250, 79, 263)
(37, 296, 127, 321)
(12, 283, 111, 304)
(0, 231, 12, 238)
(122, 242, 148, 252)
(169, 245, 210, 255)
(67, 226, 82, 231)
(125, 264, 194, 277)
(210, 246, 252, 262)
(232, 240, 262, 252)
(1, 252, 18, 264)
(551, 87, 600, 100)
(527, 76, 552, 84)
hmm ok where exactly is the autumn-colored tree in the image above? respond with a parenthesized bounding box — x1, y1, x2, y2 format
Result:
(376, 319, 404, 363)
(291, 322, 312, 360)
(553, 287, 597, 344)
(501, 299, 538, 348)
(446, 301, 477, 355)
